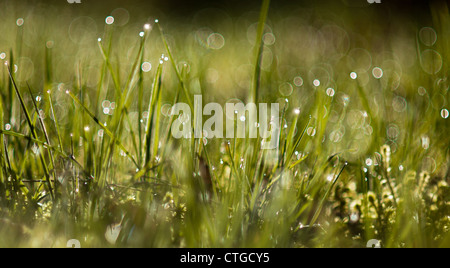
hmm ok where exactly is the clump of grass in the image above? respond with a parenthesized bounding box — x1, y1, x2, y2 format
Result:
(0, 1, 449, 248)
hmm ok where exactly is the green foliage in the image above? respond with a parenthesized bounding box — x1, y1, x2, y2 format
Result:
(0, 1, 449, 248)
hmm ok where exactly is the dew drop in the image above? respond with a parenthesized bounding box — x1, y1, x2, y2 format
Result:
(441, 108, 449, 119)
(102, 100, 111, 108)
(207, 33, 225, 50)
(307, 127, 316, 136)
(326, 88, 335, 97)
(350, 212, 359, 223)
(418, 87, 427, 96)
(279, 82, 294, 96)
(419, 27, 437, 46)
(421, 135, 430, 150)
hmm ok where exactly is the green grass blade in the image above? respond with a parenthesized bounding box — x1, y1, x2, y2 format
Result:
(251, 0, 271, 104)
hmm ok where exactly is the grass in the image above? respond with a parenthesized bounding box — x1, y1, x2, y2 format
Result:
(0, 0, 449, 248)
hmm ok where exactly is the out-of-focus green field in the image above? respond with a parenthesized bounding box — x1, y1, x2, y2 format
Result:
(0, 0, 448, 247)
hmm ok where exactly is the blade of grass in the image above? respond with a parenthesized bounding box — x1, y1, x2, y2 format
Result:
(144, 63, 163, 168)
(309, 162, 348, 225)
(6, 63, 54, 200)
(156, 22, 193, 110)
(26, 84, 59, 192)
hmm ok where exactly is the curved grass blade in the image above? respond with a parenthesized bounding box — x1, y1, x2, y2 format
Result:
(6, 63, 54, 200)
(144, 63, 163, 168)
(309, 162, 348, 225)
(66, 90, 139, 168)
(286, 115, 312, 164)
(251, 0, 271, 104)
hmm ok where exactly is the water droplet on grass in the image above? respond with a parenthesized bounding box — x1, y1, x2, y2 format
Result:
(307, 127, 316, 136)
(326, 88, 335, 97)
(293, 76, 303, 87)
(421, 49, 442, 74)
(141, 62, 152, 72)
(419, 27, 437, 46)
(372, 67, 383, 79)
(207, 33, 225, 50)
(102, 100, 111, 108)
(350, 212, 359, 223)
(105, 16, 114, 25)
